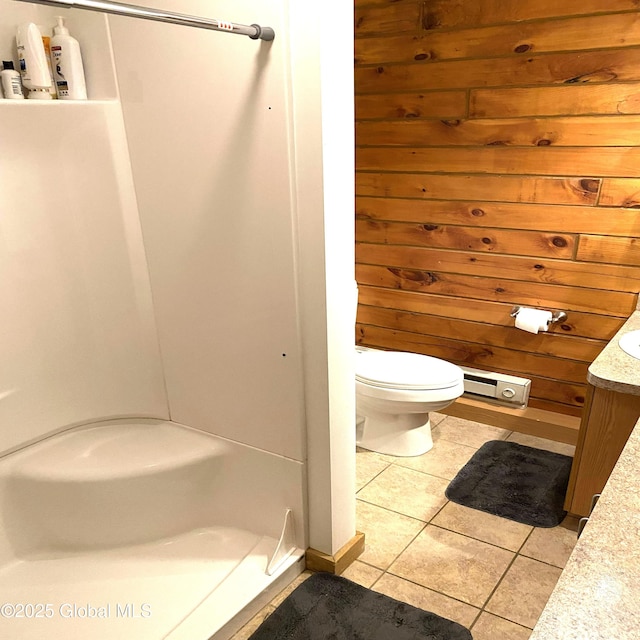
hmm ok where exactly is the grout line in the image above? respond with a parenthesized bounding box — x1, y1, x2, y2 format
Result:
(355, 454, 393, 494)
(378, 521, 428, 573)
(379, 567, 482, 612)
(470, 610, 534, 633)
(355, 495, 430, 525)
(427, 520, 531, 554)
(475, 548, 520, 616)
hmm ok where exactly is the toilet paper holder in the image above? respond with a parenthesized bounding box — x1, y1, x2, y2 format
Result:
(510, 306, 567, 324)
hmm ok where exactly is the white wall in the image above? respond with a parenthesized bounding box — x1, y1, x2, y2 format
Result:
(289, 4, 357, 553)
(108, 0, 306, 461)
(0, 3, 167, 456)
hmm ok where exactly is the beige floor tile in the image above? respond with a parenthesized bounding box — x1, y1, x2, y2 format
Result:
(520, 525, 578, 568)
(506, 432, 576, 457)
(396, 439, 477, 481)
(389, 525, 514, 607)
(356, 499, 425, 569)
(356, 447, 392, 491)
(357, 464, 449, 521)
(432, 501, 532, 552)
(486, 555, 562, 628)
(341, 560, 384, 588)
(229, 605, 275, 640)
(434, 416, 511, 448)
(471, 612, 532, 640)
(430, 411, 449, 427)
(372, 573, 479, 628)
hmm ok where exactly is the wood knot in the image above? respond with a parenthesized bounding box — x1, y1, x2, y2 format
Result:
(514, 44, 531, 53)
(487, 140, 507, 146)
(552, 236, 568, 248)
(536, 139, 552, 146)
(441, 119, 461, 127)
(422, 224, 439, 231)
(471, 208, 485, 217)
(560, 324, 572, 332)
(533, 264, 544, 270)
(563, 70, 617, 84)
(414, 52, 432, 61)
(388, 267, 438, 285)
(481, 237, 493, 245)
(376, 66, 384, 74)
(579, 178, 600, 193)
(422, 11, 440, 30)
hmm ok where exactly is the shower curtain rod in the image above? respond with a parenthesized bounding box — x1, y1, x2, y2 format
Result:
(13, 0, 276, 40)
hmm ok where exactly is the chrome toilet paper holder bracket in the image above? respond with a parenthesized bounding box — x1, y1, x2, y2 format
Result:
(510, 306, 567, 324)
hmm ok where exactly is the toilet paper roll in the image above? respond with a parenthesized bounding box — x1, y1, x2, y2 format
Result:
(514, 307, 553, 334)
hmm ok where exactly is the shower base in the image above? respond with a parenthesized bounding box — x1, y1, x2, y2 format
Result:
(0, 419, 305, 639)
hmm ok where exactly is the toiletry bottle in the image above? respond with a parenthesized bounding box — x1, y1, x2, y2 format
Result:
(50, 16, 87, 100)
(1, 61, 24, 99)
(39, 29, 57, 99)
(16, 23, 52, 100)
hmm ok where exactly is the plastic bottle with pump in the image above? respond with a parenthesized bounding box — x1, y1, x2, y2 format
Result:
(50, 16, 87, 100)
(16, 23, 52, 100)
(1, 61, 24, 99)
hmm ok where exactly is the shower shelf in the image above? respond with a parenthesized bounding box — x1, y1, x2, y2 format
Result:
(0, 99, 118, 105)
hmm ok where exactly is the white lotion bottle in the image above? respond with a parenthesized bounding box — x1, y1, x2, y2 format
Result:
(1, 61, 24, 99)
(50, 16, 87, 100)
(16, 23, 52, 100)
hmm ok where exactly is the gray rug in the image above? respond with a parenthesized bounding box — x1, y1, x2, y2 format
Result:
(248, 572, 472, 640)
(445, 440, 573, 527)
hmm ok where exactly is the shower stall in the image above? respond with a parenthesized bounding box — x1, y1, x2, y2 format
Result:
(0, 0, 355, 637)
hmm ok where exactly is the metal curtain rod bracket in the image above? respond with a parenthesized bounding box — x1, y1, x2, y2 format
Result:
(13, 0, 275, 41)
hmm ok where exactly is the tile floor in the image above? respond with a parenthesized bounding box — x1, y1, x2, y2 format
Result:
(231, 413, 578, 640)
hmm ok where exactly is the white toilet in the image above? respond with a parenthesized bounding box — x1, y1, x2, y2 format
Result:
(355, 347, 464, 457)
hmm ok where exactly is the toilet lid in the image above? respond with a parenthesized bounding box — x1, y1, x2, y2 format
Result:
(355, 349, 462, 390)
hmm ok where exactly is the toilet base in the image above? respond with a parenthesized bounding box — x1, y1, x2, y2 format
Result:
(356, 411, 432, 457)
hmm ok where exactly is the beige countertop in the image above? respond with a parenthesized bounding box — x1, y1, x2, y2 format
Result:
(588, 310, 640, 394)
(530, 416, 640, 639)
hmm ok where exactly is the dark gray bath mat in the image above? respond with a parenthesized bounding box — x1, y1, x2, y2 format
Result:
(248, 572, 472, 640)
(445, 440, 573, 527)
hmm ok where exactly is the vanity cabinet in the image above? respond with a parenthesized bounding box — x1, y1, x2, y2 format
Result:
(564, 384, 640, 517)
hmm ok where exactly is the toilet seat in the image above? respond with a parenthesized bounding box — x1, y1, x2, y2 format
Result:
(355, 349, 462, 391)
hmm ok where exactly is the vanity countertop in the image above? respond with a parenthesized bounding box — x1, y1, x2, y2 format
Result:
(530, 415, 640, 639)
(587, 310, 640, 395)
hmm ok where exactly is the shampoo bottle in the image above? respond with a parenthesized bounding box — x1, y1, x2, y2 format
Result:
(39, 29, 58, 99)
(16, 23, 52, 99)
(50, 16, 87, 100)
(1, 61, 24, 99)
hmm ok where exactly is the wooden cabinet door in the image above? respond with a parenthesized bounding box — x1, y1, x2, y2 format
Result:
(565, 385, 640, 516)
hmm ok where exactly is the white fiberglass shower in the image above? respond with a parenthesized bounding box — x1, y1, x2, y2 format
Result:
(0, 0, 355, 638)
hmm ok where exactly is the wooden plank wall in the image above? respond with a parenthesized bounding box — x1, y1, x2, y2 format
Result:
(354, 0, 640, 418)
